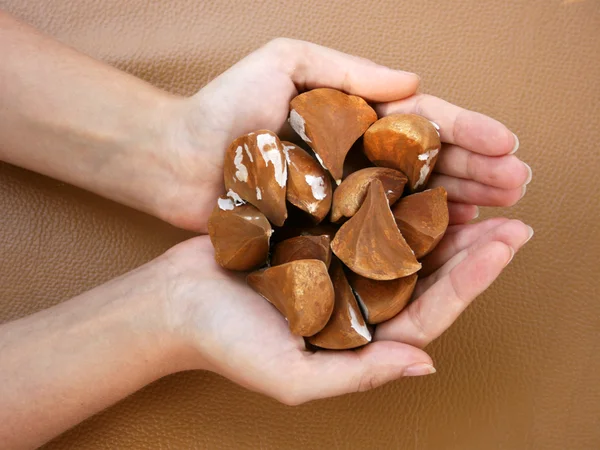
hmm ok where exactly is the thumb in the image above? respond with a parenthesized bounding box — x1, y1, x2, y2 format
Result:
(263, 38, 420, 102)
(288, 341, 434, 404)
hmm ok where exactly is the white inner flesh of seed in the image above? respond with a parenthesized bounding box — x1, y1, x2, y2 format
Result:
(256, 187, 262, 200)
(256, 133, 287, 188)
(349, 303, 371, 341)
(314, 152, 327, 170)
(244, 143, 253, 162)
(352, 288, 370, 322)
(304, 175, 327, 200)
(218, 198, 234, 211)
(283, 145, 293, 163)
(289, 109, 311, 143)
(226, 189, 245, 206)
(234, 146, 249, 182)
(415, 149, 439, 189)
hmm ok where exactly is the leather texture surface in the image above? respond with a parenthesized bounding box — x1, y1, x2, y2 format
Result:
(1, 0, 599, 448)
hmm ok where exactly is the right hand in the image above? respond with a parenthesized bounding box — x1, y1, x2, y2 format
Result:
(156, 38, 531, 232)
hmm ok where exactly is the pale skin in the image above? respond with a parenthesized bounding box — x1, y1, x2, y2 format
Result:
(0, 10, 533, 449)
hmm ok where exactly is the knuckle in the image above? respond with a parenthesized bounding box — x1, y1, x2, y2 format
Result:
(341, 69, 353, 94)
(413, 94, 432, 117)
(356, 371, 386, 393)
(407, 302, 430, 345)
(265, 37, 296, 54)
(465, 151, 479, 182)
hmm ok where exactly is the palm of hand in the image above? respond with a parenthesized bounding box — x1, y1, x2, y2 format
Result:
(164, 39, 533, 402)
(170, 214, 531, 404)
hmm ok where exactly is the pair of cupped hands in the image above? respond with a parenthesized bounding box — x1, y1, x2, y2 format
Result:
(148, 39, 533, 405)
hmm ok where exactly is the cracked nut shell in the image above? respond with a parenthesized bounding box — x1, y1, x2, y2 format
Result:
(392, 187, 449, 259)
(307, 259, 371, 349)
(224, 130, 288, 226)
(348, 272, 417, 325)
(271, 235, 332, 268)
(363, 114, 441, 191)
(331, 167, 407, 223)
(331, 179, 421, 280)
(247, 260, 334, 336)
(282, 141, 332, 223)
(289, 88, 377, 185)
(208, 198, 272, 271)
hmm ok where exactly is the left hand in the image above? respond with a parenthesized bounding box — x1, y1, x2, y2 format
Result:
(157, 38, 531, 232)
(159, 217, 532, 404)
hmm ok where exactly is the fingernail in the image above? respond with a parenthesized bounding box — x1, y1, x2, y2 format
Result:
(525, 226, 534, 244)
(523, 162, 532, 185)
(404, 363, 436, 377)
(504, 247, 516, 267)
(510, 133, 520, 154)
(472, 206, 480, 220)
(520, 184, 527, 199)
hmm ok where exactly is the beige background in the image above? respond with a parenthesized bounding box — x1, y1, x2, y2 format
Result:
(1, 0, 599, 448)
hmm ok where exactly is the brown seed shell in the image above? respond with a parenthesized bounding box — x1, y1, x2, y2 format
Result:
(247, 260, 334, 336)
(363, 114, 441, 191)
(331, 167, 407, 223)
(223, 130, 288, 226)
(348, 272, 417, 324)
(289, 88, 377, 184)
(308, 259, 371, 349)
(208, 199, 271, 271)
(282, 141, 332, 224)
(331, 179, 421, 280)
(392, 187, 449, 259)
(271, 235, 332, 268)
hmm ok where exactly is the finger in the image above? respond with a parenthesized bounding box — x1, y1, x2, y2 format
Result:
(429, 174, 526, 206)
(415, 219, 532, 297)
(376, 94, 518, 156)
(448, 202, 479, 225)
(266, 39, 420, 102)
(284, 342, 433, 404)
(420, 218, 511, 276)
(375, 241, 514, 348)
(435, 145, 532, 189)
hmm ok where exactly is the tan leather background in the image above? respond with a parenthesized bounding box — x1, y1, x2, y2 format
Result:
(1, 0, 599, 448)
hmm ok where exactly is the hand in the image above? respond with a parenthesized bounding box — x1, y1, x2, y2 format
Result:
(158, 38, 531, 232)
(0, 220, 533, 448)
(161, 217, 532, 405)
(151, 39, 534, 403)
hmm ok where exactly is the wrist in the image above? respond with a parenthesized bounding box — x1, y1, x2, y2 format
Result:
(143, 243, 218, 373)
(114, 91, 189, 224)
(150, 94, 226, 233)
(114, 254, 204, 376)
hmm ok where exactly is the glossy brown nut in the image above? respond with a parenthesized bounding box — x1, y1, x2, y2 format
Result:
(271, 235, 332, 268)
(331, 179, 421, 280)
(208, 198, 272, 271)
(347, 272, 417, 324)
(330, 167, 407, 223)
(282, 141, 332, 224)
(363, 114, 441, 191)
(392, 187, 449, 259)
(307, 259, 371, 349)
(247, 260, 334, 337)
(289, 88, 377, 185)
(223, 130, 288, 226)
